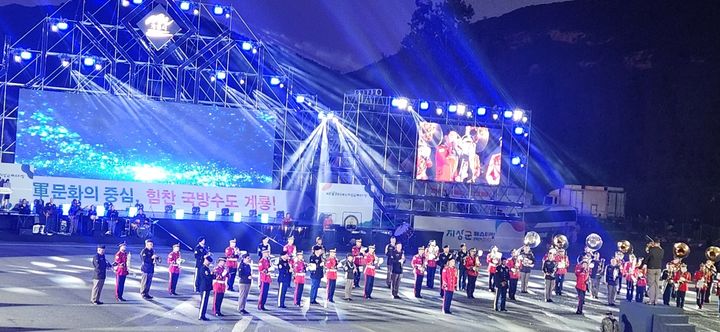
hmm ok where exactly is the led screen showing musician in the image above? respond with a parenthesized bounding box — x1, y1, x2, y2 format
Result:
(15, 89, 274, 188)
(415, 121, 502, 185)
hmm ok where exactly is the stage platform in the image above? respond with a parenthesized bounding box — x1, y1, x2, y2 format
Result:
(0, 242, 717, 332)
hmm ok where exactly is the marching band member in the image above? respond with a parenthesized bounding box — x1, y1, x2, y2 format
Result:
(294, 251, 307, 306)
(325, 248, 339, 303)
(575, 261, 589, 315)
(623, 254, 638, 302)
(283, 236, 297, 258)
(425, 241, 439, 289)
(385, 236, 397, 288)
(554, 248, 570, 296)
(457, 243, 468, 291)
(114, 242, 129, 302)
(702, 261, 716, 304)
(313, 236, 326, 254)
(352, 239, 364, 288)
(465, 248, 480, 299)
(212, 258, 228, 316)
(487, 246, 501, 292)
(412, 246, 426, 298)
(167, 243, 183, 295)
(604, 258, 620, 306)
(494, 257, 510, 312)
(342, 252, 355, 301)
(388, 243, 404, 299)
(614, 251, 625, 296)
(507, 249, 520, 300)
(715, 272, 720, 314)
(257, 236, 271, 259)
(198, 255, 213, 321)
(194, 237, 209, 293)
(139, 239, 157, 300)
(589, 252, 604, 299)
(309, 245, 324, 305)
(91, 244, 112, 305)
(257, 249, 272, 311)
(237, 254, 252, 314)
(674, 264, 691, 308)
(519, 245, 535, 293)
(364, 245, 378, 299)
(225, 239, 239, 292)
(694, 263, 708, 309)
(438, 245, 452, 297)
(662, 259, 681, 305)
(635, 263, 647, 303)
(543, 250, 557, 302)
(277, 251, 292, 308)
(441, 257, 458, 314)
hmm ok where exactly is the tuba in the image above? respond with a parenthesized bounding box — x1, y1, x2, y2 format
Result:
(523, 231, 542, 249)
(705, 246, 720, 263)
(617, 240, 632, 254)
(552, 234, 568, 250)
(586, 233, 603, 252)
(672, 242, 690, 260)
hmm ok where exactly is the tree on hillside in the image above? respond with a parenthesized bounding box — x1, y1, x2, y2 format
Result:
(401, 0, 474, 50)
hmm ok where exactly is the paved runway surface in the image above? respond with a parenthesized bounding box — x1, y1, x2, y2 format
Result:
(0, 242, 717, 331)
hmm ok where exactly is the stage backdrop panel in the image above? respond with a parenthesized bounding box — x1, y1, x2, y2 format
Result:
(315, 182, 374, 227)
(15, 89, 275, 189)
(413, 215, 524, 250)
(0, 163, 292, 216)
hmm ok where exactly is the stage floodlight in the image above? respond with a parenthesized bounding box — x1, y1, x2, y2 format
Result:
(121, 0, 130, 7)
(260, 213, 269, 223)
(326, 112, 335, 121)
(522, 116, 528, 123)
(269, 77, 281, 86)
(20, 50, 32, 60)
(60, 57, 70, 67)
(524, 132, 529, 138)
(318, 111, 326, 121)
(407, 105, 414, 112)
(56, 21, 69, 31)
(448, 104, 457, 113)
(252, 48, 258, 54)
(175, 209, 184, 219)
(513, 109, 524, 121)
(83, 56, 95, 66)
(216, 71, 226, 80)
(466, 112, 472, 118)
(295, 95, 305, 103)
(279, 83, 285, 88)
(51, 24, 59, 32)
(132, 0, 143, 4)
(391, 97, 409, 110)
(96, 205, 106, 217)
(457, 104, 466, 116)
(420, 101, 429, 110)
(207, 210, 217, 221)
(241, 41, 253, 51)
(213, 5, 224, 15)
(503, 110, 513, 119)
(477, 107, 487, 116)
(179, 1, 191, 10)
(13, 54, 22, 63)
(128, 206, 138, 218)
(233, 212, 242, 222)
(94, 63, 103, 71)
(511, 156, 521, 166)
(492, 113, 499, 120)
(514, 127, 524, 135)
(435, 107, 443, 115)
(239, 78, 245, 85)
(225, 13, 231, 19)
(210, 75, 216, 82)
(193, 8, 200, 15)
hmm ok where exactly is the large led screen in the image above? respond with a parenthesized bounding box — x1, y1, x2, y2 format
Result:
(16, 89, 274, 188)
(416, 122, 502, 185)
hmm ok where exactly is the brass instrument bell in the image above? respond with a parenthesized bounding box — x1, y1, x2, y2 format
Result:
(617, 240, 632, 254)
(552, 234, 568, 250)
(585, 233, 603, 251)
(672, 242, 690, 260)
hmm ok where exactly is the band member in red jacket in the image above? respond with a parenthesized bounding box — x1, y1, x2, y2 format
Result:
(325, 248, 338, 304)
(635, 265, 647, 303)
(673, 264, 691, 308)
(283, 236, 297, 258)
(464, 248, 480, 299)
(167, 243, 183, 295)
(412, 246, 425, 298)
(293, 251, 306, 306)
(694, 263, 708, 309)
(425, 241, 439, 289)
(114, 242, 129, 301)
(487, 246, 500, 292)
(364, 245, 378, 299)
(441, 257, 458, 314)
(213, 258, 228, 316)
(507, 249, 521, 300)
(575, 261, 589, 314)
(351, 239, 364, 288)
(554, 249, 570, 296)
(257, 249, 272, 311)
(224, 239, 239, 292)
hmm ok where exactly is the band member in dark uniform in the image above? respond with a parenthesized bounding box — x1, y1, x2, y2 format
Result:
(456, 244, 468, 290)
(388, 243, 404, 299)
(43, 200, 57, 234)
(385, 236, 397, 288)
(441, 257, 458, 314)
(91, 244, 112, 305)
(106, 203, 119, 236)
(225, 239, 239, 292)
(543, 251, 557, 302)
(257, 236, 271, 259)
(277, 251, 292, 308)
(194, 237, 209, 292)
(212, 258, 228, 316)
(438, 245, 452, 297)
(140, 239, 157, 299)
(114, 242, 129, 301)
(257, 249, 272, 310)
(342, 252, 355, 301)
(309, 245, 324, 304)
(237, 254, 252, 314)
(68, 199, 81, 234)
(167, 243, 183, 295)
(198, 256, 213, 321)
(494, 257, 510, 311)
(412, 246, 425, 298)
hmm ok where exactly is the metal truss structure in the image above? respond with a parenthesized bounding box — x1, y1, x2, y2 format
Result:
(0, 0, 295, 164)
(337, 89, 531, 227)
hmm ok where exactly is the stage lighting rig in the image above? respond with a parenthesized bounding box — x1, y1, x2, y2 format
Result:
(513, 109, 524, 122)
(503, 110, 513, 119)
(420, 101, 429, 110)
(477, 107, 487, 116)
